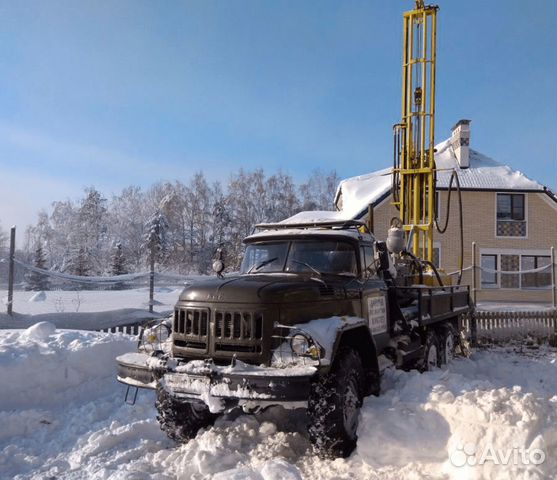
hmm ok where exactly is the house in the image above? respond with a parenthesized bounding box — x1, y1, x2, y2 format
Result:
(285, 120, 557, 305)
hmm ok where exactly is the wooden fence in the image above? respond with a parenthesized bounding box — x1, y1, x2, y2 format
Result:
(462, 309, 557, 341)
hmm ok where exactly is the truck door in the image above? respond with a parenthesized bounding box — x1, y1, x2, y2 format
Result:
(360, 244, 390, 352)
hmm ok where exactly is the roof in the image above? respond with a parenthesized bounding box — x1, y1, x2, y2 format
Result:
(330, 137, 552, 221)
(332, 167, 392, 219)
(434, 139, 545, 191)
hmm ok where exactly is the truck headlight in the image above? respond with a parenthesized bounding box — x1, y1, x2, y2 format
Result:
(139, 319, 171, 352)
(290, 333, 310, 355)
(290, 332, 321, 360)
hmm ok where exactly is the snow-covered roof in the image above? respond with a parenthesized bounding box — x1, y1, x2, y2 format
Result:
(278, 210, 350, 224)
(330, 137, 551, 220)
(332, 167, 392, 220)
(434, 139, 545, 191)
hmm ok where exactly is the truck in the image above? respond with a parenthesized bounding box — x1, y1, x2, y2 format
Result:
(116, 219, 470, 457)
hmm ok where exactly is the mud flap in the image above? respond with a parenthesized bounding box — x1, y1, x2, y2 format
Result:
(125, 385, 139, 405)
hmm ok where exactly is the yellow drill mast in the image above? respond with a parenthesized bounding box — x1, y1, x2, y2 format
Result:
(392, 1, 438, 263)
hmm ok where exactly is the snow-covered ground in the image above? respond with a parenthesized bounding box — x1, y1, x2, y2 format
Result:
(0, 288, 183, 316)
(0, 288, 184, 330)
(1, 323, 555, 479)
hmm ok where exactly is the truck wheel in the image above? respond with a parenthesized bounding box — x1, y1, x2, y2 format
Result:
(308, 348, 365, 458)
(439, 325, 456, 365)
(421, 330, 440, 371)
(155, 383, 217, 442)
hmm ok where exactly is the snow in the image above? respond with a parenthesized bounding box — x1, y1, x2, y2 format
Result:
(278, 210, 352, 224)
(0, 288, 182, 316)
(292, 316, 364, 365)
(28, 291, 46, 303)
(434, 139, 545, 191)
(2, 324, 555, 479)
(0, 288, 184, 331)
(333, 167, 393, 219)
(246, 227, 365, 242)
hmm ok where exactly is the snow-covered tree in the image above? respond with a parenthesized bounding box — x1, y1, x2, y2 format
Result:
(75, 187, 108, 274)
(21, 168, 342, 275)
(110, 242, 128, 289)
(299, 169, 340, 211)
(0, 221, 8, 255)
(109, 186, 148, 272)
(143, 211, 169, 266)
(66, 246, 91, 278)
(25, 244, 50, 291)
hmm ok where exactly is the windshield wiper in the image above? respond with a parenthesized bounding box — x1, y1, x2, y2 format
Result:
(247, 257, 278, 274)
(291, 259, 322, 276)
(337, 271, 357, 277)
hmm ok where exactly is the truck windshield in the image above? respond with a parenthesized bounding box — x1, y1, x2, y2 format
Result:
(240, 240, 358, 276)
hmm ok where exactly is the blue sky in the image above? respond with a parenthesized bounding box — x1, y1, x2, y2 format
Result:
(0, 0, 555, 233)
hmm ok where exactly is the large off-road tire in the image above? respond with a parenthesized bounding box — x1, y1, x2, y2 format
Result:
(155, 383, 217, 442)
(438, 324, 457, 366)
(421, 330, 440, 372)
(308, 348, 365, 458)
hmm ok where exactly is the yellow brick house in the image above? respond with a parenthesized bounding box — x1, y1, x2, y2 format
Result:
(334, 120, 557, 307)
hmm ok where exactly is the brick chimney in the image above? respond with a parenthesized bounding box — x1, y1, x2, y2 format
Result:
(451, 119, 471, 168)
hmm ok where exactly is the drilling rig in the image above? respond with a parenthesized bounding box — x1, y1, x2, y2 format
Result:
(392, 0, 438, 263)
(388, 1, 463, 287)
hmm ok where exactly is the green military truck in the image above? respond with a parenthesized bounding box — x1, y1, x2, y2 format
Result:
(116, 220, 470, 457)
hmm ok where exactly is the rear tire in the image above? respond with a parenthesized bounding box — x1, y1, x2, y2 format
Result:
(308, 348, 365, 458)
(421, 330, 440, 371)
(438, 325, 456, 365)
(155, 382, 217, 442)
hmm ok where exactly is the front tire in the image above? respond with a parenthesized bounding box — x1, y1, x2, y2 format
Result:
(308, 348, 365, 458)
(155, 383, 218, 442)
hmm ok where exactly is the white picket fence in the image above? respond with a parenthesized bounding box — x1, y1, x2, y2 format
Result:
(99, 323, 143, 336)
(462, 309, 557, 341)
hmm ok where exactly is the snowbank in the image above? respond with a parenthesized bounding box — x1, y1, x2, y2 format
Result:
(0, 308, 162, 331)
(0, 326, 555, 479)
(0, 323, 135, 410)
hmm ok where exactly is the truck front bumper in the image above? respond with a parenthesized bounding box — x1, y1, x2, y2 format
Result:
(116, 352, 315, 409)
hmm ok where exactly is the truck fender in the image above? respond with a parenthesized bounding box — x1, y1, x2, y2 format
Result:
(330, 324, 380, 396)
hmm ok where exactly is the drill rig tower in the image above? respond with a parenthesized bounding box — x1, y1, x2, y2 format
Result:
(392, 1, 438, 263)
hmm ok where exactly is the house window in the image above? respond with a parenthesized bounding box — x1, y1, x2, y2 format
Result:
(521, 256, 551, 288)
(481, 251, 552, 290)
(496, 193, 526, 237)
(500, 254, 520, 288)
(481, 254, 498, 287)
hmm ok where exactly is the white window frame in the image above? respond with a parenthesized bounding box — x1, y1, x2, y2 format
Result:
(480, 248, 552, 290)
(494, 192, 528, 239)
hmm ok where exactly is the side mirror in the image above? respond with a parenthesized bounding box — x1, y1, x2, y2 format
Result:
(212, 259, 224, 276)
(212, 247, 225, 278)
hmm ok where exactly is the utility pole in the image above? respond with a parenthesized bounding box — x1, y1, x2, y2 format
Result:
(7, 226, 15, 315)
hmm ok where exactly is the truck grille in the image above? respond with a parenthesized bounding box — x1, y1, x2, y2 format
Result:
(173, 308, 209, 351)
(173, 308, 264, 357)
(214, 311, 263, 354)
